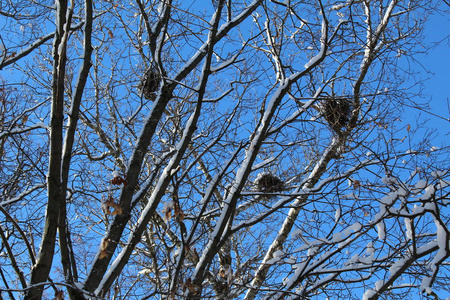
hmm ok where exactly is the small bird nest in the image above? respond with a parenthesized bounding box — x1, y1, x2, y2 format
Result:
(138, 67, 161, 100)
(254, 173, 285, 193)
(322, 98, 352, 135)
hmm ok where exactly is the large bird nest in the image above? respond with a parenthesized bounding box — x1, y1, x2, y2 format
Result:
(138, 67, 161, 101)
(322, 98, 353, 135)
(254, 173, 285, 193)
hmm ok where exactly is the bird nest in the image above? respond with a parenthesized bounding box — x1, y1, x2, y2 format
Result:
(254, 173, 285, 193)
(322, 98, 352, 135)
(138, 67, 161, 100)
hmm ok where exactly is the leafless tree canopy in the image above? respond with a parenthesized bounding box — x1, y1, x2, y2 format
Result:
(0, 0, 449, 299)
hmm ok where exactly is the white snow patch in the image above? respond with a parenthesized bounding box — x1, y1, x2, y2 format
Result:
(304, 28, 326, 69)
(418, 184, 435, 201)
(432, 216, 449, 266)
(360, 253, 374, 264)
(304, 52, 323, 68)
(347, 222, 362, 233)
(362, 289, 377, 300)
(380, 192, 396, 205)
(335, 207, 341, 222)
(389, 257, 406, 277)
(420, 276, 433, 295)
(273, 249, 284, 258)
(332, 232, 342, 242)
(375, 279, 384, 290)
(307, 246, 318, 257)
(382, 176, 398, 185)
(414, 180, 427, 189)
(344, 254, 359, 266)
(366, 241, 374, 255)
(376, 221, 386, 240)
(430, 146, 439, 152)
(252, 157, 276, 170)
(138, 268, 151, 275)
(266, 256, 281, 265)
(342, 192, 356, 199)
(74, 282, 83, 289)
(432, 170, 446, 178)
(285, 256, 296, 264)
(163, 200, 174, 211)
(404, 218, 413, 240)
(291, 229, 302, 238)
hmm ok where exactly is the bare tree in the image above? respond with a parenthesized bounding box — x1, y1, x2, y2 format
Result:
(0, 0, 449, 299)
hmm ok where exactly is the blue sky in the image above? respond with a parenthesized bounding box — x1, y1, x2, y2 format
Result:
(412, 9, 450, 133)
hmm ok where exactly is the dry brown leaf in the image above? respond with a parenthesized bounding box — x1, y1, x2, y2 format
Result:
(184, 278, 197, 293)
(100, 238, 109, 250)
(55, 290, 64, 300)
(103, 201, 113, 215)
(111, 176, 127, 186)
(178, 210, 185, 221)
(407, 124, 411, 132)
(167, 293, 176, 300)
(99, 238, 109, 259)
(219, 268, 226, 277)
(109, 202, 123, 216)
(99, 250, 108, 259)
(192, 248, 199, 263)
(163, 209, 172, 223)
(103, 197, 123, 216)
(174, 202, 185, 222)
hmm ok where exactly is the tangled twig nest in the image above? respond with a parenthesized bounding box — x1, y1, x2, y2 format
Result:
(322, 98, 352, 135)
(254, 173, 285, 193)
(138, 67, 161, 100)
